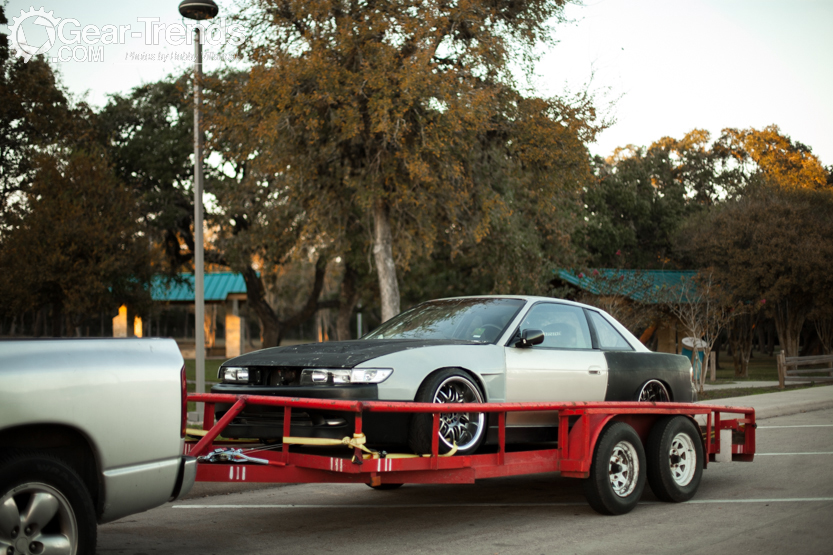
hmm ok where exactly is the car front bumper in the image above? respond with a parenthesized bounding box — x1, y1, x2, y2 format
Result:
(209, 383, 410, 445)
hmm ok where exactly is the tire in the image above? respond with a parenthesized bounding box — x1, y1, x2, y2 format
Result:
(0, 453, 97, 555)
(647, 416, 704, 502)
(582, 422, 647, 515)
(408, 369, 486, 456)
(366, 483, 404, 491)
(638, 380, 670, 402)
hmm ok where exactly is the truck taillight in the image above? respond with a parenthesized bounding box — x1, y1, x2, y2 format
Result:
(181, 364, 187, 438)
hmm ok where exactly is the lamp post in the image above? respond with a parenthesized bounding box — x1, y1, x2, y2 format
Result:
(179, 0, 218, 420)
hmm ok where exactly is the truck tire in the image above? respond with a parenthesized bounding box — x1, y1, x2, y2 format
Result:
(647, 416, 704, 502)
(0, 453, 97, 555)
(582, 422, 646, 515)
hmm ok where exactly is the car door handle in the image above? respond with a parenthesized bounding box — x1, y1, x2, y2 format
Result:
(588, 366, 602, 375)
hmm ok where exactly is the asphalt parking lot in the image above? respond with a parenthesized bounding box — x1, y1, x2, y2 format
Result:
(97, 406, 833, 554)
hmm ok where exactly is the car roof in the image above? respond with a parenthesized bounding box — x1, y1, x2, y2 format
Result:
(429, 295, 595, 310)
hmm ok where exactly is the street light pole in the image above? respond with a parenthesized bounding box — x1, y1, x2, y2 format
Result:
(193, 25, 205, 417)
(179, 0, 218, 421)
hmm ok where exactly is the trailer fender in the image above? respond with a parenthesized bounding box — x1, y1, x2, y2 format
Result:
(562, 413, 663, 478)
(560, 414, 612, 477)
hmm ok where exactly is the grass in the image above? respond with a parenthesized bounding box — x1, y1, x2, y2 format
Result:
(184, 358, 225, 413)
(710, 351, 780, 381)
(697, 383, 831, 401)
(184, 358, 224, 385)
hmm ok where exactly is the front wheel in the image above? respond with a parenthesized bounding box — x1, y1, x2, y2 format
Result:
(408, 369, 486, 456)
(647, 416, 704, 502)
(582, 422, 647, 515)
(0, 454, 97, 555)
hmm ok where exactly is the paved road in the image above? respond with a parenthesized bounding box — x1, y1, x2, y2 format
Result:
(98, 408, 833, 554)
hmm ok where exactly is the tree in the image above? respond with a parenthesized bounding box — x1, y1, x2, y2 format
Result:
(583, 130, 719, 269)
(0, 147, 153, 335)
(715, 125, 828, 193)
(0, 5, 72, 225)
(679, 184, 833, 358)
(661, 271, 736, 389)
(220, 0, 587, 322)
(97, 75, 197, 273)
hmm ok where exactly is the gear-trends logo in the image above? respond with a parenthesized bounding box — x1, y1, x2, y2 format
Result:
(7, 6, 245, 64)
(9, 7, 60, 62)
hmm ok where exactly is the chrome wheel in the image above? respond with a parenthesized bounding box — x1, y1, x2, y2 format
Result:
(668, 432, 697, 487)
(639, 380, 670, 402)
(432, 376, 485, 452)
(608, 440, 640, 498)
(0, 482, 77, 555)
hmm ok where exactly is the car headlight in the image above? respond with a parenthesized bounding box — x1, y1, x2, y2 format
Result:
(221, 367, 249, 384)
(300, 368, 393, 385)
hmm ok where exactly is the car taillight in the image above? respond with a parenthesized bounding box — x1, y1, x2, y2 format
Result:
(181, 364, 187, 438)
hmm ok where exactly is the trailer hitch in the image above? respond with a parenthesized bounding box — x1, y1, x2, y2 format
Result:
(198, 447, 280, 465)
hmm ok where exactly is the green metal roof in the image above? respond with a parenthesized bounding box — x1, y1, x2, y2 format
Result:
(555, 269, 699, 304)
(151, 273, 247, 302)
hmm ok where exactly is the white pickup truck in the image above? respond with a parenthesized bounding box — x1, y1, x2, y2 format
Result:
(0, 339, 196, 554)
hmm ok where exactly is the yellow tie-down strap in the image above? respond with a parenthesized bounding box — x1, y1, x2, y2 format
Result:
(282, 433, 458, 461)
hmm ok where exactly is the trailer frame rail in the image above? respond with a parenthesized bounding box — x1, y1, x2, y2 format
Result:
(185, 393, 755, 488)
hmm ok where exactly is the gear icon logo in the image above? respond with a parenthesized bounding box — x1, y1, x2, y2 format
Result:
(8, 7, 61, 62)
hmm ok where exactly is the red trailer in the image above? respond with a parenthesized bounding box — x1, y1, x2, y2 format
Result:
(185, 393, 756, 515)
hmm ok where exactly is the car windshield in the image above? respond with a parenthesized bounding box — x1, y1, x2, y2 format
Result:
(363, 298, 526, 344)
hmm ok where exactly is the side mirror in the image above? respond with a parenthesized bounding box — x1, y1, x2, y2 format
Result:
(514, 329, 545, 348)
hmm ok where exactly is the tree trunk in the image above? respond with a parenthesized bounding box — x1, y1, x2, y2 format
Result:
(335, 263, 360, 341)
(372, 200, 400, 322)
(33, 308, 44, 337)
(241, 255, 333, 348)
(242, 265, 282, 348)
(771, 299, 807, 358)
(729, 314, 755, 378)
(51, 301, 63, 337)
(815, 318, 833, 355)
(755, 320, 767, 354)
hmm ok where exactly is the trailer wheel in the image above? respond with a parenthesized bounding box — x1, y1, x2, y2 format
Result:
(409, 369, 486, 455)
(582, 422, 646, 515)
(366, 483, 404, 491)
(647, 416, 703, 502)
(0, 453, 97, 555)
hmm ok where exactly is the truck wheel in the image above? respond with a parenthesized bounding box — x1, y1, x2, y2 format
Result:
(0, 454, 97, 555)
(408, 369, 486, 456)
(582, 422, 646, 515)
(647, 416, 704, 502)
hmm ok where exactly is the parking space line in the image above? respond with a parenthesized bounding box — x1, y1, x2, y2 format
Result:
(172, 498, 833, 510)
(757, 424, 833, 430)
(755, 452, 833, 456)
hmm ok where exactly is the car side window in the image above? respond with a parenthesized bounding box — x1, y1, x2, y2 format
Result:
(586, 310, 633, 351)
(518, 303, 592, 350)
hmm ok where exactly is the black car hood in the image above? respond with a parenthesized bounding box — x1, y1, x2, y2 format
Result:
(223, 339, 480, 369)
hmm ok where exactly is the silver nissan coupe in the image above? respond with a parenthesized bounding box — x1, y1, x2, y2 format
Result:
(211, 296, 696, 455)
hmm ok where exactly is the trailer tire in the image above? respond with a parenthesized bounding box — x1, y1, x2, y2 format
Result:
(0, 452, 97, 554)
(366, 483, 404, 491)
(647, 416, 703, 502)
(409, 369, 486, 456)
(582, 422, 646, 515)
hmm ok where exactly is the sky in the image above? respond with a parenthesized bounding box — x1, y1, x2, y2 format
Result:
(3, 0, 832, 165)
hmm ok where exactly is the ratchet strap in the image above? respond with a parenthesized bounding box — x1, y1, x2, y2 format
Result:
(282, 432, 458, 461)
